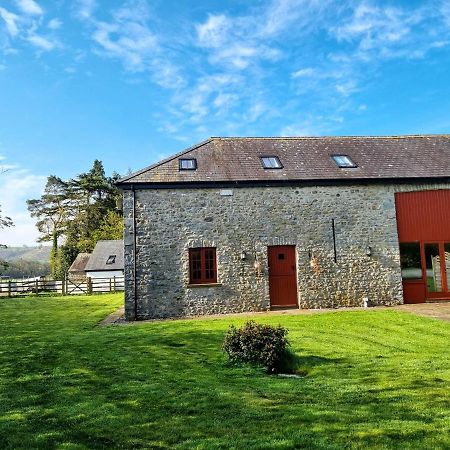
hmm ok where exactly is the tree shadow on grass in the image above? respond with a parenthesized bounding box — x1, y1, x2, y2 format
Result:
(278, 352, 346, 376)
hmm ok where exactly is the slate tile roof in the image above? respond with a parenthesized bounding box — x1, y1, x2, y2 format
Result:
(84, 240, 124, 272)
(68, 252, 91, 275)
(118, 135, 450, 185)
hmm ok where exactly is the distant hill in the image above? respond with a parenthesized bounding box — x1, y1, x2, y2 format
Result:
(0, 246, 51, 264)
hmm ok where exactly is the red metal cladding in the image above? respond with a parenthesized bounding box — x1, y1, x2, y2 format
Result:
(396, 189, 450, 303)
(268, 246, 298, 307)
(395, 190, 450, 242)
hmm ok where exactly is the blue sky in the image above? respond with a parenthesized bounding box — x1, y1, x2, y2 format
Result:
(1, 0, 450, 245)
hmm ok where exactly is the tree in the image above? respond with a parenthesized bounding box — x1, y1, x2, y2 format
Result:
(27, 176, 71, 278)
(0, 207, 13, 229)
(0, 204, 13, 274)
(92, 210, 124, 242)
(1, 259, 50, 278)
(57, 243, 79, 278)
(64, 161, 121, 253)
(28, 161, 122, 278)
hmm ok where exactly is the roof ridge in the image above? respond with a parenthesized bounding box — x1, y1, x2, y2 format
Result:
(210, 134, 450, 140)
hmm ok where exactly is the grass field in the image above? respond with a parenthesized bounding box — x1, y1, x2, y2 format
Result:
(0, 294, 449, 449)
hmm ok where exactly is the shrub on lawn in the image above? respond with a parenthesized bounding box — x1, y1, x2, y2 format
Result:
(223, 321, 291, 373)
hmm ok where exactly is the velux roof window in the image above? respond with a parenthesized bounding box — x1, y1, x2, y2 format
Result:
(331, 155, 357, 168)
(106, 255, 116, 265)
(260, 156, 283, 169)
(179, 158, 197, 170)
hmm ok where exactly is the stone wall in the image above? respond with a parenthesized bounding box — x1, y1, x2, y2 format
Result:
(123, 182, 450, 320)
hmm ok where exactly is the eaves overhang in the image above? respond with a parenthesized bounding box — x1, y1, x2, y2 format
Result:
(117, 176, 450, 190)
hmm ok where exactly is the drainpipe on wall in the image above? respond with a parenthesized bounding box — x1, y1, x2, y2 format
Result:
(131, 184, 138, 320)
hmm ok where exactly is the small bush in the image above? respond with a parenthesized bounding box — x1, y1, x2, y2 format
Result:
(223, 321, 290, 373)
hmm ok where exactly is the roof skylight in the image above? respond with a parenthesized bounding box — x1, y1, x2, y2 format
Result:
(179, 158, 197, 170)
(260, 156, 283, 169)
(331, 155, 357, 168)
(106, 255, 116, 265)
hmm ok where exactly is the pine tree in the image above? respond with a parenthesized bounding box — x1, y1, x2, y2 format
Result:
(65, 160, 122, 253)
(27, 161, 122, 279)
(27, 176, 71, 279)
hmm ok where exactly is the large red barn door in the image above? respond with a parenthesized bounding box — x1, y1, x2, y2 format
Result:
(395, 190, 450, 303)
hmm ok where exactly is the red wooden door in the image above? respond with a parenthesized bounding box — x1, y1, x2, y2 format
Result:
(268, 246, 298, 307)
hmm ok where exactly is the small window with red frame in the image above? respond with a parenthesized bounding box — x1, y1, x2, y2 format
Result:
(189, 248, 217, 284)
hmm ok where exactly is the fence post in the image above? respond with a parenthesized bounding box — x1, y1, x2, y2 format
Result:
(87, 277, 92, 295)
(8, 279, 11, 298)
(113, 276, 116, 292)
(62, 276, 66, 296)
(35, 279, 39, 295)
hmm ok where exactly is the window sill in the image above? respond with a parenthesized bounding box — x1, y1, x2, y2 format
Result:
(187, 283, 222, 288)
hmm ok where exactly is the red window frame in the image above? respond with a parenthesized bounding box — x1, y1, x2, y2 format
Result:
(189, 248, 217, 284)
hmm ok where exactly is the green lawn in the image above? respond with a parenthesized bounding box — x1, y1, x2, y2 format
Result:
(0, 295, 449, 449)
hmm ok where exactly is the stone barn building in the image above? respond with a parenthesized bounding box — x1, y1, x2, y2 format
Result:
(117, 136, 450, 320)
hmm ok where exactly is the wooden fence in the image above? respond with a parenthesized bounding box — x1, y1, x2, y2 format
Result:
(0, 276, 124, 297)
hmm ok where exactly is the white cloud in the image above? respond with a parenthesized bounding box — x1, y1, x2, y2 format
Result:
(171, 73, 242, 124)
(0, 7, 20, 37)
(196, 9, 287, 67)
(0, 156, 46, 246)
(15, 0, 43, 16)
(330, 2, 432, 61)
(335, 80, 358, 96)
(186, 3, 337, 134)
(0, 3, 62, 53)
(92, 20, 157, 71)
(84, 1, 188, 89)
(48, 18, 62, 30)
(151, 60, 185, 89)
(213, 93, 238, 109)
(76, 0, 96, 20)
(196, 14, 230, 48)
(220, 44, 281, 69)
(181, 93, 209, 120)
(27, 34, 57, 51)
(259, 0, 333, 38)
(443, 2, 450, 26)
(291, 67, 317, 78)
(71, 0, 450, 141)
(290, 64, 359, 104)
(244, 101, 270, 122)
